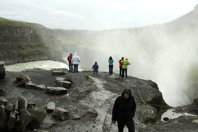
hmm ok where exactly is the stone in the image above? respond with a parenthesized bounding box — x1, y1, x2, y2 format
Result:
(26, 82, 46, 91)
(5, 102, 13, 112)
(72, 114, 81, 120)
(55, 80, 72, 88)
(46, 87, 68, 95)
(17, 96, 28, 110)
(6, 110, 17, 131)
(28, 107, 47, 129)
(0, 109, 7, 130)
(51, 70, 65, 75)
(14, 109, 33, 132)
(135, 105, 158, 123)
(87, 109, 98, 118)
(163, 117, 169, 121)
(16, 74, 30, 87)
(53, 107, 69, 121)
(0, 97, 8, 105)
(46, 102, 55, 112)
(0, 105, 5, 115)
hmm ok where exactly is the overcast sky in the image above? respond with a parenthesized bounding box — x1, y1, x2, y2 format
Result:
(0, 0, 197, 30)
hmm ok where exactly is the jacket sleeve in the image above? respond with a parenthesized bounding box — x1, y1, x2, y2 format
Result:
(131, 96, 136, 117)
(112, 97, 119, 121)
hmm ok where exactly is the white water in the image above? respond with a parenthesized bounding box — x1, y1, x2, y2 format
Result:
(5, 60, 68, 72)
(161, 109, 196, 122)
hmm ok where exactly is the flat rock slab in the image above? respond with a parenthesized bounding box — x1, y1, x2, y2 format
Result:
(51, 70, 65, 75)
(46, 102, 55, 112)
(55, 80, 72, 88)
(53, 107, 69, 121)
(55, 77, 65, 82)
(26, 82, 46, 91)
(46, 87, 68, 95)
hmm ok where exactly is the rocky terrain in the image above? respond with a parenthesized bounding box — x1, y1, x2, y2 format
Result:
(0, 68, 197, 132)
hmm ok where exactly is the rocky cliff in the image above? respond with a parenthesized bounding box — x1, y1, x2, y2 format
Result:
(0, 68, 198, 132)
(0, 17, 62, 64)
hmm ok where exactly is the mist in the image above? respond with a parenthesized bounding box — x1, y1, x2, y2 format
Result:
(62, 5, 198, 107)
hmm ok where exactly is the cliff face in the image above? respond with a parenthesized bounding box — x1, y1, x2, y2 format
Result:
(0, 18, 62, 64)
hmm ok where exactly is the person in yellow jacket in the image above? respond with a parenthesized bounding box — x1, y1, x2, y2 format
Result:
(122, 58, 130, 78)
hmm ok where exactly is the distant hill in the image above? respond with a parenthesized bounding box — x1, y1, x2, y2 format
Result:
(0, 17, 62, 64)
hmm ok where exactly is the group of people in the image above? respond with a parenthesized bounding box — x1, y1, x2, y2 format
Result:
(67, 53, 136, 132)
(92, 56, 131, 77)
(67, 52, 80, 73)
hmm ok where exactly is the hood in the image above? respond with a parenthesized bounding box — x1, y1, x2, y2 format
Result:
(121, 88, 132, 98)
(74, 52, 78, 56)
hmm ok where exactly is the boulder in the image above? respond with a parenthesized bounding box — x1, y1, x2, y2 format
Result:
(51, 70, 65, 75)
(46, 87, 68, 95)
(28, 107, 47, 129)
(46, 102, 55, 112)
(26, 82, 46, 91)
(0, 97, 8, 105)
(17, 96, 28, 110)
(135, 105, 158, 123)
(5, 102, 13, 112)
(55, 77, 65, 82)
(55, 80, 72, 88)
(6, 110, 18, 131)
(53, 107, 69, 121)
(14, 109, 33, 132)
(16, 74, 30, 87)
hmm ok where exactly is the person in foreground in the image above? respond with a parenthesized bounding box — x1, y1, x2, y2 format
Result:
(112, 88, 136, 132)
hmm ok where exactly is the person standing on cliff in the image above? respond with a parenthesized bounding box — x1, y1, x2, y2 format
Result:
(67, 53, 73, 72)
(71, 52, 80, 73)
(92, 62, 99, 74)
(108, 56, 114, 75)
(122, 58, 130, 78)
(119, 57, 124, 77)
(112, 88, 136, 132)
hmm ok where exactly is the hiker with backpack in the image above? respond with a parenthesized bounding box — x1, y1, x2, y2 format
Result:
(92, 62, 99, 74)
(108, 56, 114, 75)
(122, 58, 130, 78)
(112, 88, 136, 132)
(71, 52, 80, 73)
(67, 53, 73, 72)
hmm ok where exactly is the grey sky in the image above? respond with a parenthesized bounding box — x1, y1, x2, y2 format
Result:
(0, 0, 197, 30)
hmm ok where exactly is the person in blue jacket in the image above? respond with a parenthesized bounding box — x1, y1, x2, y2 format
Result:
(92, 62, 99, 74)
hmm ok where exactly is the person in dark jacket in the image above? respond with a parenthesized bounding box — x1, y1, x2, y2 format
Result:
(108, 56, 114, 75)
(112, 88, 136, 132)
(92, 62, 99, 74)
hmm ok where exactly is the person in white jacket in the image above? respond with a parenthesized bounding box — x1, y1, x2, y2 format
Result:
(71, 52, 80, 73)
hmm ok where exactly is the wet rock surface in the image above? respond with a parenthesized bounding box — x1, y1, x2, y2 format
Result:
(0, 69, 197, 132)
